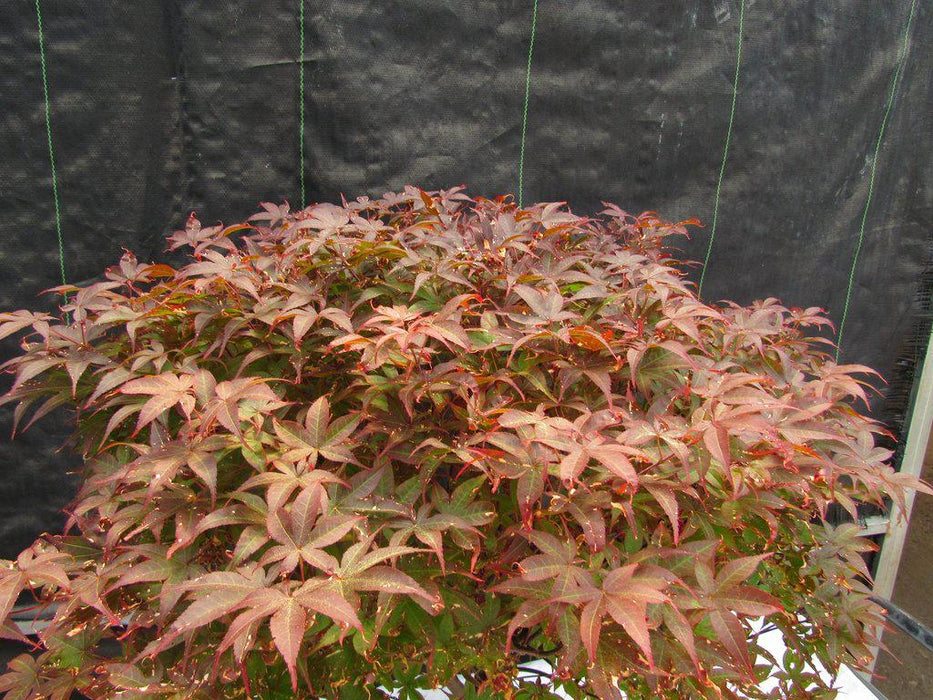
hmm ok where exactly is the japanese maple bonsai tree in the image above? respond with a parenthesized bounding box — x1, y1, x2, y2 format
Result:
(0, 187, 923, 699)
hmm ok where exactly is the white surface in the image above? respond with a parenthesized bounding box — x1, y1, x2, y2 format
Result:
(755, 623, 878, 700)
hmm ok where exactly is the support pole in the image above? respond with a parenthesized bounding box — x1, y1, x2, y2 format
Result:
(869, 326, 933, 672)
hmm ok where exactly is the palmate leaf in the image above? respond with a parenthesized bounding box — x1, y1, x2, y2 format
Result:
(103, 662, 164, 693)
(587, 443, 641, 484)
(214, 593, 283, 670)
(316, 537, 440, 612)
(10, 548, 72, 593)
(213, 583, 355, 692)
(262, 494, 359, 575)
(517, 530, 585, 589)
(293, 580, 362, 630)
(511, 285, 577, 325)
(388, 504, 474, 573)
(0, 570, 27, 626)
(203, 378, 288, 438)
(242, 463, 343, 514)
(212, 582, 362, 689)
(111, 435, 228, 502)
(0, 655, 41, 700)
(687, 552, 783, 676)
(549, 563, 671, 669)
(0, 310, 52, 341)
(105, 544, 200, 600)
(119, 373, 197, 434)
(627, 342, 692, 396)
(273, 396, 360, 467)
(506, 598, 553, 651)
(708, 608, 753, 675)
(165, 570, 266, 639)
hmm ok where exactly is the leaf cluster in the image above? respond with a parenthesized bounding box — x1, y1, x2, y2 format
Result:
(0, 187, 925, 699)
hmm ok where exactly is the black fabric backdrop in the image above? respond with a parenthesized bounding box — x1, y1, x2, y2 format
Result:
(0, 0, 930, 559)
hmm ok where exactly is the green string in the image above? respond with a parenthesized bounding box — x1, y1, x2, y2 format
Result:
(298, 0, 306, 209)
(835, 0, 917, 362)
(517, 0, 538, 209)
(35, 0, 69, 319)
(698, 0, 745, 298)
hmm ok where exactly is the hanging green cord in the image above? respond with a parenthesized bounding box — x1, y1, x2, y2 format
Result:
(835, 0, 918, 362)
(298, 0, 306, 209)
(517, 0, 538, 209)
(698, 0, 745, 298)
(35, 0, 69, 320)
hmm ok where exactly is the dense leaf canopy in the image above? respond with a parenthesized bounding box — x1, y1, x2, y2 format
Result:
(0, 188, 921, 699)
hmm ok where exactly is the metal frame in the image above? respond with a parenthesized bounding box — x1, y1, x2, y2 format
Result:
(868, 327, 933, 671)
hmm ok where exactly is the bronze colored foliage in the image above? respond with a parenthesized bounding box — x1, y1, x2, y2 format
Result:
(0, 188, 924, 699)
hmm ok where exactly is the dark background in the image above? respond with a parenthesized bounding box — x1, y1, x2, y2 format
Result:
(0, 0, 930, 567)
